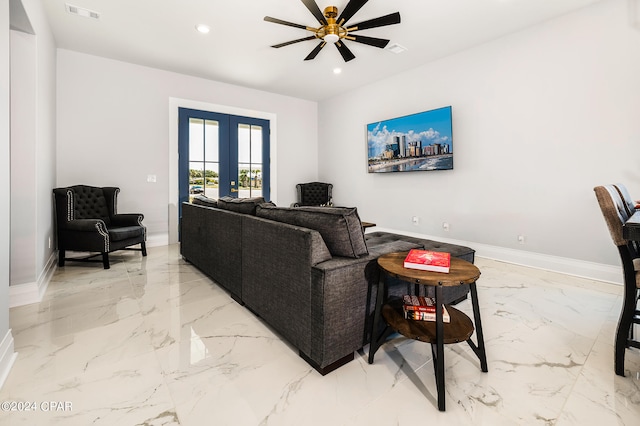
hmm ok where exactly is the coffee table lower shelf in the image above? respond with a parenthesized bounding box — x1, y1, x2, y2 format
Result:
(382, 298, 474, 344)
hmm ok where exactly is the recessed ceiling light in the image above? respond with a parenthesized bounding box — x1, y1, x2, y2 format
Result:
(195, 24, 210, 34)
(386, 43, 407, 54)
(333, 68, 342, 75)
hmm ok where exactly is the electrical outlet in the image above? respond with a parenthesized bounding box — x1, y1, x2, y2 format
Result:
(443, 222, 450, 231)
(412, 216, 419, 225)
(147, 174, 157, 183)
(518, 235, 525, 244)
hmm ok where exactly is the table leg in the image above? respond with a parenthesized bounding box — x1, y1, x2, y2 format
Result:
(435, 284, 446, 411)
(368, 271, 387, 364)
(469, 282, 488, 373)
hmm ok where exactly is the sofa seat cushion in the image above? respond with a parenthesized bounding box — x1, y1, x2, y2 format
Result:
(109, 226, 145, 242)
(218, 196, 266, 215)
(366, 239, 423, 257)
(366, 232, 475, 263)
(256, 205, 368, 258)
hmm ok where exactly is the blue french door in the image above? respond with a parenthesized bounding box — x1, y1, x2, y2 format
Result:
(178, 108, 270, 216)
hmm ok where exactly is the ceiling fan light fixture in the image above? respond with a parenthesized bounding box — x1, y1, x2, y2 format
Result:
(323, 33, 340, 44)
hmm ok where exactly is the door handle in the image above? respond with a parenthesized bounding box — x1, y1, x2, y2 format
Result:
(231, 188, 238, 193)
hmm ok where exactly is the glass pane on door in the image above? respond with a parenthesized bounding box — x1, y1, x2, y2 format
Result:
(237, 123, 263, 198)
(204, 120, 219, 162)
(204, 162, 219, 199)
(189, 118, 204, 162)
(189, 118, 219, 200)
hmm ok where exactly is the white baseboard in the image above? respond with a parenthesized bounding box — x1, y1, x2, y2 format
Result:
(9, 251, 57, 308)
(374, 227, 622, 285)
(0, 330, 17, 390)
(147, 233, 169, 248)
(8, 282, 43, 308)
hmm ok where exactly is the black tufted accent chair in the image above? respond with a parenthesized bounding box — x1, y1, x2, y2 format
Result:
(53, 185, 147, 269)
(293, 182, 333, 207)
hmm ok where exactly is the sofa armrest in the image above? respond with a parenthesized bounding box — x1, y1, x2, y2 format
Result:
(64, 219, 108, 233)
(308, 255, 380, 368)
(111, 213, 144, 227)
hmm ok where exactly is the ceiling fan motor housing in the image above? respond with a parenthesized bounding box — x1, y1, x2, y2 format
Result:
(320, 6, 342, 43)
(324, 6, 338, 19)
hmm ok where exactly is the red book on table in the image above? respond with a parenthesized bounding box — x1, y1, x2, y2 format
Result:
(403, 249, 451, 273)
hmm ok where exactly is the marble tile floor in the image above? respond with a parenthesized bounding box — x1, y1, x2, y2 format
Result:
(1, 244, 639, 425)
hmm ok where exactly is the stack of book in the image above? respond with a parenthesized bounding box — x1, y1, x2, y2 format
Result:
(403, 249, 451, 273)
(403, 295, 450, 323)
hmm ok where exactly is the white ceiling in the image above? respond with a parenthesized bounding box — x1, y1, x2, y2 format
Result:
(41, 0, 603, 101)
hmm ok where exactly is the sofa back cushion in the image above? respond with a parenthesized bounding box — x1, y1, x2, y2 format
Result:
(256, 205, 368, 258)
(191, 194, 218, 208)
(218, 196, 266, 215)
(71, 185, 111, 225)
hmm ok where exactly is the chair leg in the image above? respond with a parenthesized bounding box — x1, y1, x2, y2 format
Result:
(58, 250, 65, 267)
(102, 253, 110, 269)
(615, 301, 635, 376)
(141, 242, 147, 257)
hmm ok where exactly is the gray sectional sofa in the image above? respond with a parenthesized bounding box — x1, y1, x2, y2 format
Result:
(180, 196, 475, 375)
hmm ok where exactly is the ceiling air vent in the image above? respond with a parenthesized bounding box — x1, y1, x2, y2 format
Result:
(65, 3, 100, 20)
(386, 43, 407, 54)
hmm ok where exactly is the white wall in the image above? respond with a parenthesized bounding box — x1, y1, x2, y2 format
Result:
(1, 0, 12, 339)
(56, 50, 318, 243)
(30, 0, 57, 288)
(10, 29, 36, 285)
(1, 0, 16, 389)
(318, 0, 640, 275)
(7, 0, 57, 303)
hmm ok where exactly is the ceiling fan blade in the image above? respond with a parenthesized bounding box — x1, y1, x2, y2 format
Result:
(335, 41, 356, 62)
(271, 36, 317, 49)
(304, 41, 327, 61)
(301, 0, 327, 25)
(349, 34, 389, 49)
(264, 16, 309, 30)
(337, 0, 369, 25)
(347, 12, 401, 32)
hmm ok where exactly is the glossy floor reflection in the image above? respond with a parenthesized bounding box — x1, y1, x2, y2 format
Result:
(1, 244, 639, 425)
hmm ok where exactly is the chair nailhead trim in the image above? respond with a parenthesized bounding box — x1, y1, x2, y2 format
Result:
(67, 190, 74, 221)
(95, 220, 109, 252)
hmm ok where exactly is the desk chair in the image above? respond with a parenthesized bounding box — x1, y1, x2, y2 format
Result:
(594, 184, 640, 376)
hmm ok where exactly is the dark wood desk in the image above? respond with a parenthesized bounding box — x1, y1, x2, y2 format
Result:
(623, 211, 640, 241)
(368, 252, 488, 411)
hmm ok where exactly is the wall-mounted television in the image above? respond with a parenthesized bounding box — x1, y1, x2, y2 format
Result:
(367, 106, 453, 173)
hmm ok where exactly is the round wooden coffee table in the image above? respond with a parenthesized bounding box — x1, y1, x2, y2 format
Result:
(368, 251, 488, 411)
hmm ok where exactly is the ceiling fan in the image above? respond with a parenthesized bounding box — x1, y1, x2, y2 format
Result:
(264, 0, 401, 62)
